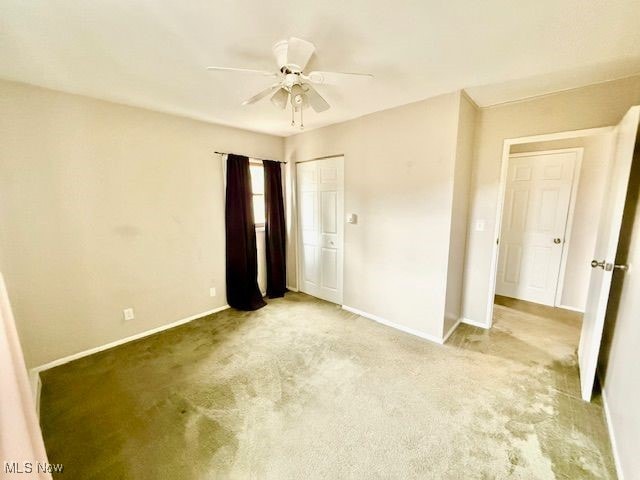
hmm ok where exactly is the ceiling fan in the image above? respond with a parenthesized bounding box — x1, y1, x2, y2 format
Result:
(206, 37, 373, 129)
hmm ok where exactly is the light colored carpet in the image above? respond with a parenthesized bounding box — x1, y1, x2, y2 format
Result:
(40, 293, 616, 479)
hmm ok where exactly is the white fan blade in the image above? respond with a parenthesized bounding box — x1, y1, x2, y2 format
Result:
(270, 87, 289, 110)
(206, 66, 275, 76)
(286, 37, 315, 71)
(306, 71, 374, 84)
(272, 40, 288, 68)
(302, 84, 330, 113)
(242, 84, 280, 105)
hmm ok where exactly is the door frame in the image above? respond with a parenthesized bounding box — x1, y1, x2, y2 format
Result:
(485, 126, 614, 327)
(295, 155, 345, 304)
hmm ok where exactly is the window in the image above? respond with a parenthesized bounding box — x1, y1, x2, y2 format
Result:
(249, 161, 265, 227)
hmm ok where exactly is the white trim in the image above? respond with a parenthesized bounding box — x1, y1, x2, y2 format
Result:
(342, 305, 445, 345)
(29, 371, 42, 418)
(442, 318, 461, 343)
(557, 304, 585, 313)
(601, 387, 625, 480)
(486, 139, 512, 327)
(30, 305, 229, 375)
(295, 160, 304, 296)
(553, 149, 584, 307)
(461, 317, 491, 329)
(508, 147, 584, 158)
(286, 285, 299, 292)
(485, 126, 614, 329)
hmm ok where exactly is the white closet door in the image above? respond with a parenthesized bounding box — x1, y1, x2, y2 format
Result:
(496, 151, 577, 306)
(297, 156, 344, 304)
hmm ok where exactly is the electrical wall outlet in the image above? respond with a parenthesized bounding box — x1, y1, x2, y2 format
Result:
(123, 308, 135, 321)
(209, 287, 216, 297)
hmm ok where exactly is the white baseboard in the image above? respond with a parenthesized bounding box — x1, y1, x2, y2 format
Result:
(29, 304, 230, 409)
(442, 318, 462, 343)
(461, 317, 490, 329)
(601, 387, 625, 480)
(286, 285, 299, 292)
(342, 305, 445, 345)
(557, 304, 585, 313)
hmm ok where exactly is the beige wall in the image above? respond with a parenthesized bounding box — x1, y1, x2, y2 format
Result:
(463, 75, 640, 325)
(6, 73, 639, 368)
(443, 93, 477, 334)
(598, 139, 640, 479)
(510, 133, 614, 311)
(0, 80, 283, 368)
(285, 92, 467, 339)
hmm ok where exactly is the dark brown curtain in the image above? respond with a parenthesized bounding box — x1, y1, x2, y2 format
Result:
(225, 154, 266, 311)
(264, 160, 287, 298)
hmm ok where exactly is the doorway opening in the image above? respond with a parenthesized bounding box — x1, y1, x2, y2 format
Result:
(486, 127, 614, 326)
(483, 118, 640, 402)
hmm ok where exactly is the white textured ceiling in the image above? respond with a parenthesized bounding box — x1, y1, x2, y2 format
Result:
(1, 0, 640, 136)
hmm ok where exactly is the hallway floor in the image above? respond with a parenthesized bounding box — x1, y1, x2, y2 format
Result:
(40, 293, 616, 479)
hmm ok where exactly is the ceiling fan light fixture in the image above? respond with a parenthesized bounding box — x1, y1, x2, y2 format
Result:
(207, 37, 373, 125)
(289, 84, 305, 108)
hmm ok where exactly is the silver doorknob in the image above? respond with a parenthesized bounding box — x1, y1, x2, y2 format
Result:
(591, 260, 629, 272)
(553, 238, 562, 244)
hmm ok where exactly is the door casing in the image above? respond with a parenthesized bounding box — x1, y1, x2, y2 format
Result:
(485, 127, 614, 328)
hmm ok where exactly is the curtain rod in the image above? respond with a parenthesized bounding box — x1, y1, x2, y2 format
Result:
(214, 151, 287, 164)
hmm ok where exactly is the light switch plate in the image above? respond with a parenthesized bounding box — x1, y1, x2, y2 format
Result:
(123, 308, 135, 321)
(347, 213, 358, 225)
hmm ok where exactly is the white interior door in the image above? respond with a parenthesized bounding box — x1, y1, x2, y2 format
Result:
(579, 106, 640, 401)
(496, 151, 578, 306)
(297, 156, 344, 304)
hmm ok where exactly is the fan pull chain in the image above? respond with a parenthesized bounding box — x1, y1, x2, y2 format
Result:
(300, 106, 304, 130)
(291, 106, 295, 127)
